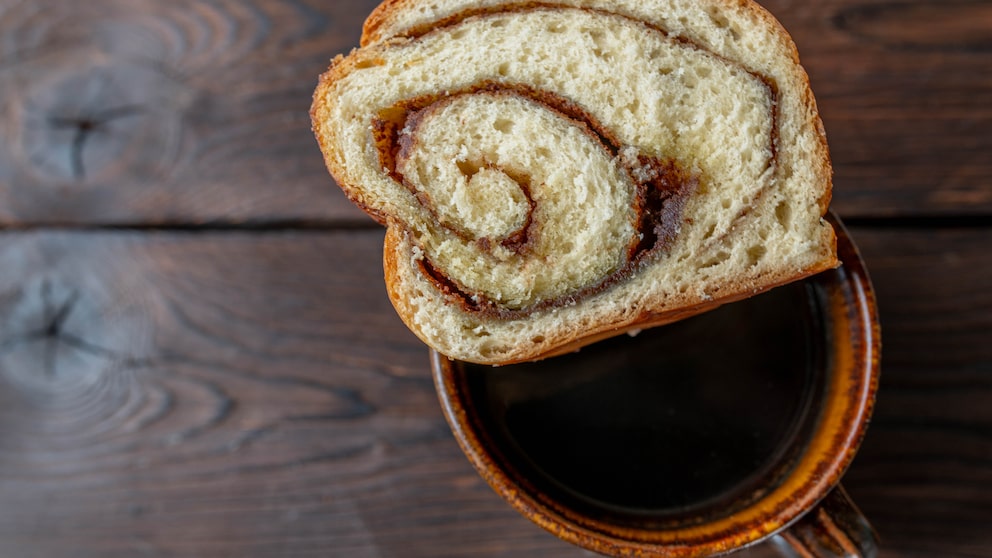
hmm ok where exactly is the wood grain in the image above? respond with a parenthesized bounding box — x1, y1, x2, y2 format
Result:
(763, 0, 992, 217)
(843, 226, 992, 558)
(0, 0, 989, 226)
(0, 0, 989, 556)
(0, 230, 572, 557)
(0, 227, 987, 557)
(0, 0, 378, 226)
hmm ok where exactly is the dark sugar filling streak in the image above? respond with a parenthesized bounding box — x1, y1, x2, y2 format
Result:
(373, 81, 700, 318)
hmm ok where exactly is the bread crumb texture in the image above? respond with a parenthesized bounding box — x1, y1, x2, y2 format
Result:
(312, 0, 837, 364)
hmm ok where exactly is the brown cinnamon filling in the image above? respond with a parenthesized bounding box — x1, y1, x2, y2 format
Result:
(376, 83, 619, 255)
(372, 82, 699, 318)
(367, 5, 777, 318)
(418, 164, 697, 320)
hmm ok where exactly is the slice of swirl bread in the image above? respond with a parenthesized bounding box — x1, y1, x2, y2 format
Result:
(312, 0, 838, 365)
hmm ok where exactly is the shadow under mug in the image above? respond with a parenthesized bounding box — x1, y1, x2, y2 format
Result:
(432, 215, 880, 557)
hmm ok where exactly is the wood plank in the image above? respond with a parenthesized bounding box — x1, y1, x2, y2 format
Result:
(762, 0, 992, 217)
(0, 0, 377, 226)
(842, 225, 992, 558)
(0, 229, 580, 557)
(0, 227, 988, 556)
(0, 0, 989, 226)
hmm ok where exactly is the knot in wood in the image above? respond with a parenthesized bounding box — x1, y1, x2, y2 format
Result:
(0, 277, 149, 399)
(3, 48, 190, 185)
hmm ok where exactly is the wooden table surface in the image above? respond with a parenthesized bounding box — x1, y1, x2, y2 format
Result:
(0, 1, 989, 557)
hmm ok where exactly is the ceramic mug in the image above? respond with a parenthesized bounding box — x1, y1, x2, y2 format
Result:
(432, 215, 880, 557)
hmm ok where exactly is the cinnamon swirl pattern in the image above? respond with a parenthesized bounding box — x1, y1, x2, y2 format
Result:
(312, 1, 837, 364)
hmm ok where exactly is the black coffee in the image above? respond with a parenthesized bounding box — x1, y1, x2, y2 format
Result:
(460, 282, 825, 520)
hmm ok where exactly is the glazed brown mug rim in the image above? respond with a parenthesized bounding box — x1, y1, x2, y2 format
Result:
(432, 213, 880, 557)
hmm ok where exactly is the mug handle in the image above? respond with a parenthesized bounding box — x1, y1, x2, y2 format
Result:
(774, 485, 879, 558)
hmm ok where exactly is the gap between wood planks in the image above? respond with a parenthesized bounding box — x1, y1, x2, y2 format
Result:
(0, 215, 988, 234)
